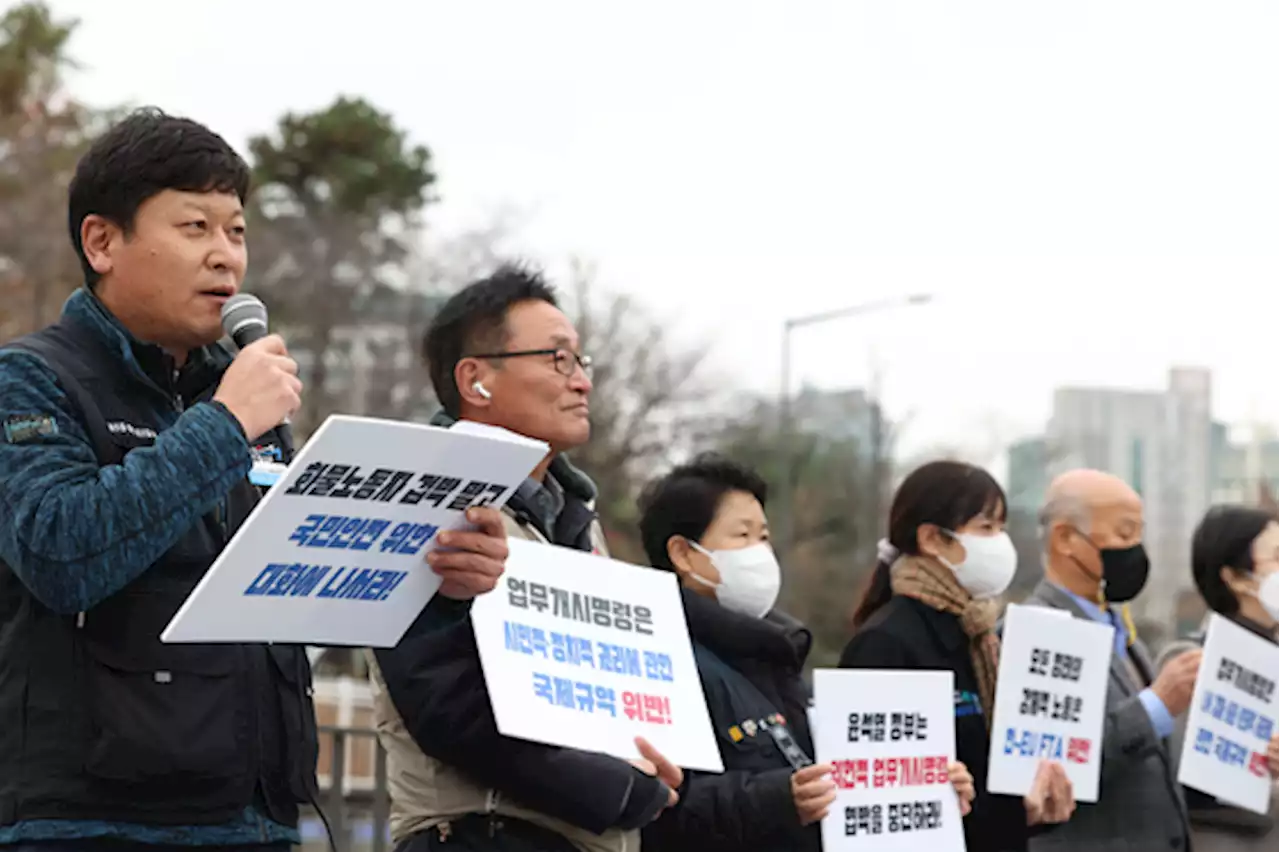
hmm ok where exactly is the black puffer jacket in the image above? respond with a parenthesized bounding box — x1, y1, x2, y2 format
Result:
(643, 590, 819, 852)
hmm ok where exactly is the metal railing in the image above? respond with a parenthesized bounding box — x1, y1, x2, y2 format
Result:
(310, 725, 391, 852)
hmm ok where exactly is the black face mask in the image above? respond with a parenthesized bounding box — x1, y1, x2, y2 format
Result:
(1071, 531, 1151, 603)
(1097, 543, 1151, 603)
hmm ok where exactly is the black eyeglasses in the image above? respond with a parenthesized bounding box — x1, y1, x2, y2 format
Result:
(465, 348, 594, 379)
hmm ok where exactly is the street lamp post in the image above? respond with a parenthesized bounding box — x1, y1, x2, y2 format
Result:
(776, 293, 933, 556)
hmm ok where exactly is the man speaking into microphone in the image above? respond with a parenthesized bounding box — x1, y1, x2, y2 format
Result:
(0, 108, 510, 851)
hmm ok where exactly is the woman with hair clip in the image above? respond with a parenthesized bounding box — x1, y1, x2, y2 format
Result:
(1157, 504, 1279, 851)
(839, 460, 1076, 852)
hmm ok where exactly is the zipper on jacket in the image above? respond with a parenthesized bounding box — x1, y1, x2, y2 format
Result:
(171, 365, 189, 415)
(214, 499, 229, 542)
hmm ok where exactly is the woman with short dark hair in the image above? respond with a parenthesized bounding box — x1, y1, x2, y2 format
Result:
(840, 460, 1076, 852)
(1157, 504, 1279, 851)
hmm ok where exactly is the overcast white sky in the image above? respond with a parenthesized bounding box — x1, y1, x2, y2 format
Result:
(33, 0, 1280, 462)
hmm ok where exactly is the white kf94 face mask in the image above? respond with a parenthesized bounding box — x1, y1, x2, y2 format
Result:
(1256, 570, 1279, 622)
(688, 541, 782, 618)
(938, 531, 1018, 600)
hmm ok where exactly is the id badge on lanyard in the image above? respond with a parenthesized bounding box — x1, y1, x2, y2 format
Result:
(763, 719, 813, 770)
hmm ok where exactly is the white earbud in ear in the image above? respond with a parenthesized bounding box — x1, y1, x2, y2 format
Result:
(473, 381, 492, 400)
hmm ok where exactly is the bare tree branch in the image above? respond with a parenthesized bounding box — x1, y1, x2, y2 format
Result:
(0, 4, 104, 341)
(562, 263, 713, 561)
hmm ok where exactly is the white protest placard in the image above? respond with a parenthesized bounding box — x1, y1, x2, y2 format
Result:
(470, 537, 723, 772)
(987, 602, 1112, 802)
(1177, 613, 1279, 814)
(813, 670, 964, 852)
(163, 415, 547, 647)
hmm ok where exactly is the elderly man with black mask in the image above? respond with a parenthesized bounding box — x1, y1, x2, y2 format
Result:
(1024, 468, 1195, 852)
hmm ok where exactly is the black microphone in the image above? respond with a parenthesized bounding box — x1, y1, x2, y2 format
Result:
(220, 293, 296, 465)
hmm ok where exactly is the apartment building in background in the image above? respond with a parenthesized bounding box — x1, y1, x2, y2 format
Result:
(1210, 421, 1279, 505)
(1006, 435, 1050, 516)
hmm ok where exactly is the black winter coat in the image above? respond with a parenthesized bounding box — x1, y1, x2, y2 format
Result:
(839, 595, 1031, 852)
(643, 590, 821, 852)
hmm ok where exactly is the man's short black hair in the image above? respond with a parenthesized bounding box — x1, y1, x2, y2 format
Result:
(68, 107, 250, 286)
(638, 453, 769, 572)
(422, 263, 558, 416)
(1192, 504, 1277, 616)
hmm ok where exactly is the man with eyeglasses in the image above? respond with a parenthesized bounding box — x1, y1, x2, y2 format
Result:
(367, 265, 684, 852)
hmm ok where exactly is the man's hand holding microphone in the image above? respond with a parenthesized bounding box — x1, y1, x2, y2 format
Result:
(213, 333, 302, 442)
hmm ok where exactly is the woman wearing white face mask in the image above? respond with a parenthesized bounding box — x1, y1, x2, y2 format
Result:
(634, 454, 826, 852)
(840, 460, 1076, 852)
(636, 455, 974, 852)
(1157, 505, 1279, 851)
